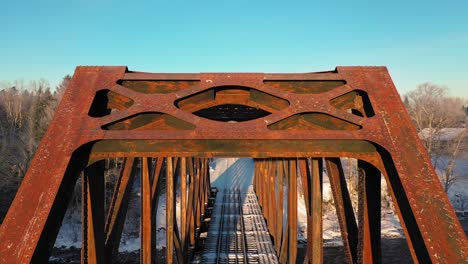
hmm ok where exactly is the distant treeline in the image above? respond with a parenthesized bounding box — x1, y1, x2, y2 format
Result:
(0, 76, 70, 222)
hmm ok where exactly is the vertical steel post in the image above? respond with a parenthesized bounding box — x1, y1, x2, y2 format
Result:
(141, 158, 153, 263)
(166, 157, 174, 264)
(104, 158, 136, 260)
(269, 159, 277, 243)
(288, 159, 298, 264)
(357, 160, 381, 263)
(82, 160, 106, 264)
(180, 157, 187, 251)
(310, 158, 323, 264)
(324, 158, 358, 264)
(276, 159, 285, 256)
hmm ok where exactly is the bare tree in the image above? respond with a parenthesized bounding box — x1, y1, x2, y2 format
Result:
(0, 76, 74, 223)
(439, 129, 466, 192)
(453, 193, 468, 214)
(405, 83, 467, 192)
(55, 75, 71, 100)
(1, 81, 26, 130)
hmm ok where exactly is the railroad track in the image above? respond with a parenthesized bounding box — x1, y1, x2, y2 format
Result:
(192, 187, 279, 264)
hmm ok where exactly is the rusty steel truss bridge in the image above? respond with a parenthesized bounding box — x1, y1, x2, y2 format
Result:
(0, 66, 466, 263)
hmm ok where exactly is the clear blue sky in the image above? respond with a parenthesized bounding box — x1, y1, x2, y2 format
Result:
(2, 0, 468, 97)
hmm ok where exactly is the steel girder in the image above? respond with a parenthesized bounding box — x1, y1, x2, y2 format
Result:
(0, 66, 466, 263)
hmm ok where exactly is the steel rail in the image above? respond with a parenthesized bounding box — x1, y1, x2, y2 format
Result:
(238, 188, 249, 264)
(215, 189, 227, 264)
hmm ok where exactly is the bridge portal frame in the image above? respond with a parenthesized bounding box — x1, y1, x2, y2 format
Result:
(0, 66, 466, 263)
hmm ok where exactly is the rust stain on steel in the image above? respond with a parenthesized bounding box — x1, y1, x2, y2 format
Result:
(0, 66, 466, 263)
(357, 160, 382, 263)
(104, 157, 136, 259)
(288, 159, 298, 263)
(166, 157, 174, 264)
(140, 158, 153, 264)
(324, 158, 358, 263)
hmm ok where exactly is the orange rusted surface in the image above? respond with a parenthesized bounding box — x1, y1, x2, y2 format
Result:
(0, 66, 466, 263)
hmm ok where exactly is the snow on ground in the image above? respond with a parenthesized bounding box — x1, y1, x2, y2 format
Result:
(209, 158, 254, 192)
(434, 152, 468, 211)
(419, 128, 465, 141)
(418, 128, 468, 203)
(418, 128, 468, 211)
(54, 209, 82, 249)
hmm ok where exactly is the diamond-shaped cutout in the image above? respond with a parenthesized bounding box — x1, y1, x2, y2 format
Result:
(88, 89, 134, 117)
(175, 86, 289, 122)
(330, 90, 375, 117)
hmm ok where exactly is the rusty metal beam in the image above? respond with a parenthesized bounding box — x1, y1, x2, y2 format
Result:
(310, 158, 323, 264)
(324, 158, 358, 264)
(299, 159, 312, 263)
(140, 157, 153, 263)
(194, 159, 202, 230)
(186, 158, 197, 247)
(166, 157, 174, 264)
(150, 158, 164, 202)
(1, 66, 466, 263)
(150, 157, 164, 262)
(104, 158, 137, 260)
(275, 159, 285, 255)
(268, 159, 277, 243)
(89, 139, 380, 159)
(279, 159, 289, 264)
(288, 159, 298, 264)
(180, 157, 187, 251)
(357, 160, 381, 263)
(82, 160, 106, 264)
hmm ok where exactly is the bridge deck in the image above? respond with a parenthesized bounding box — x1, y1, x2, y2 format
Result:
(192, 188, 279, 263)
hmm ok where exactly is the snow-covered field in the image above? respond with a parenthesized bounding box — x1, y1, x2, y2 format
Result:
(440, 152, 468, 212)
